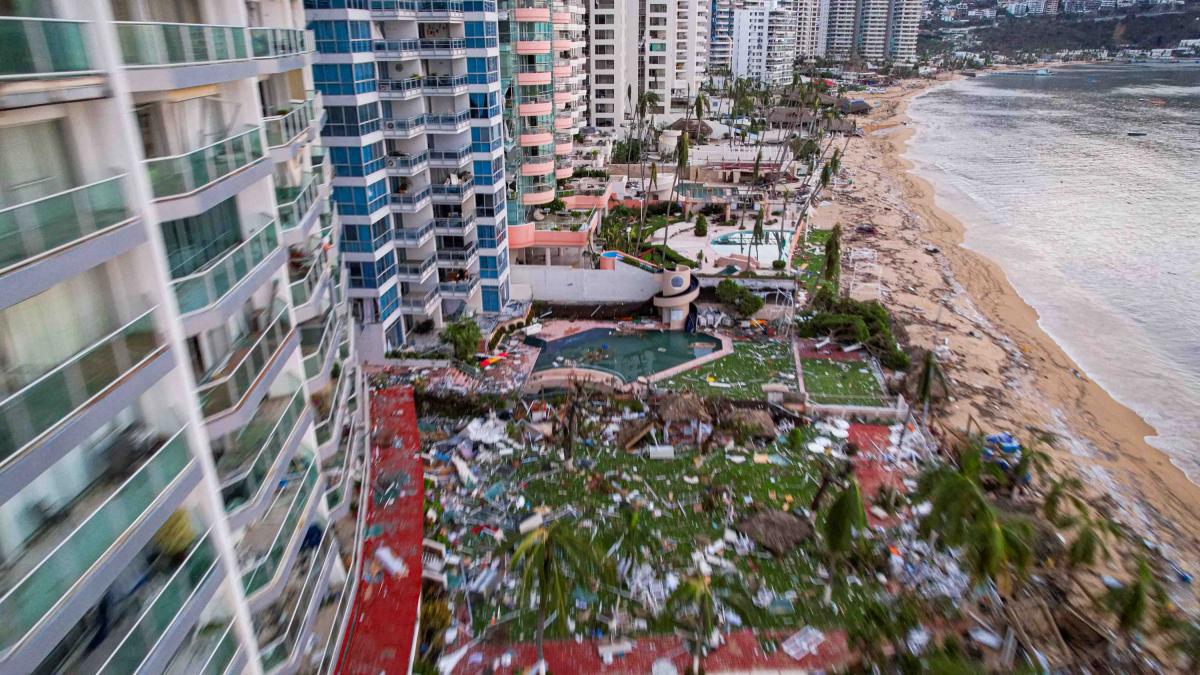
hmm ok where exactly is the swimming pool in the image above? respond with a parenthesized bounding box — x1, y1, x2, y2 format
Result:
(529, 328, 722, 382)
(709, 229, 792, 266)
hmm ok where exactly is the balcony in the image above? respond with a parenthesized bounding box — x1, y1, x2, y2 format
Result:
(0, 427, 195, 658)
(93, 534, 221, 675)
(369, 0, 419, 16)
(196, 302, 294, 420)
(0, 17, 102, 108)
(394, 256, 437, 283)
(428, 147, 471, 168)
(521, 159, 555, 176)
(114, 22, 256, 90)
(324, 428, 357, 518)
(393, 221, 435, 248)
(301, 311, 342, 384)
(419, 38, 466, 57)
(249, 27, 311, 68)
(416, 0, 466, 20)
(372, 39, 419, 58)
(0, 174, 139, 294)
(238, 457, 319, 600)
(162, 617, 240, 675)
(399, 288, 440, 315)
(424, 111, 469, 134)
(264, 95, 317, 153)
(288, 246, 331, 319)
(422, 75, 468, 96)
(171, 218, 281, 318)
(436, 241, 478, 267)
(432, 215, 475, 236)
(378, 78, 423, 100)
(257, 529, 336, 673)
(276, 172, 321, 243)
(0, 307, 165, 460)
(313, 366, 351, 453)
(217, 385, 309, 517)
(389, 186, 431, 212)
(384, 151, 429, 176)
(439, 276, 480, 298)
(382, 114, 426, 138)
(142, 125, 267, 217)
(431, 182, 475, 203)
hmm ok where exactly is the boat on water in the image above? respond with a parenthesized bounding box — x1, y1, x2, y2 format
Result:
(1127, 132, 1147, 137)
(1035, 68, 1052, 76)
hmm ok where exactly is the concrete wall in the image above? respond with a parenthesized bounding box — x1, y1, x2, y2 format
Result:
(511, 264, 661, 303)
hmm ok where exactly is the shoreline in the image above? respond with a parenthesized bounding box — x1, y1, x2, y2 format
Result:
(815, 72, 1200, 570)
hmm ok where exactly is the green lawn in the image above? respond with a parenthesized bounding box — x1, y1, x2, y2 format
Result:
(454, 428, 889, 640)
(659, 340, 795, 400)
(793, 227, 833, 293)
(800, 358, 888, 406)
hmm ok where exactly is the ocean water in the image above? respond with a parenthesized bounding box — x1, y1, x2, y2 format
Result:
(905, 64, 1200, 482)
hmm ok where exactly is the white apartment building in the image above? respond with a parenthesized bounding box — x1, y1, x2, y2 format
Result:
(731, 0, 798, 87)
(824, 0, 920, 64)
(709, 0, 736, 74)
(796, 0, 830, 60)
(0, 1, 365, 674)
(587, 0, 639, 129)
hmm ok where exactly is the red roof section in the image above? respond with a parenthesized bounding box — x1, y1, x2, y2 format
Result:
(335, 385, 424, 675)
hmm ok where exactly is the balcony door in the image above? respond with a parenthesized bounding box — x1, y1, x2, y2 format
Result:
(0, 119, 74, 209)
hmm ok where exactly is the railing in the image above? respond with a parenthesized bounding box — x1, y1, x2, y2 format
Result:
(95, 534, 218, 675)
(516, 30, 554, 43)
(302, 312, 340, 380)
(372, 39, 419, 55)
(419, 38, 466, 52)
(399, 289, 439, 312)
(143, 125, 264, 200)
(520, 124, 554, 136)
(393, 221, 435, 245)
(115, 22, 248, 67)
(0, 428, 192, 654)
(428, 147, 471, 165)
(385, 151, 429, 171)
(218, 385, 307, 506)
(264, 97, 315, 147)
(313, 368, 349, 447)
(0, 17, 93, 79)
(0, 308, 162, 458)
(422, 75, 468, 92)
(249, 27, 309, 59)
(1, 174, 133, 272)
(431, 183, 474, 200)
(439, 277, 480, 295)
(389, 186, 432, 208)
(184, 619, 239, 675)
(436, 241, 478, 262)
(433, 215, 475, 232)
(258, 530, 334, 673)
(240, 458, 319, 597)
(197, 303, 292, 418)
(518, 93, 554, 105)
(289, 249, 329, 307)
(382, 114, 426, 133)
(378, 78, 422, 96)
(276, 173, 319, 232)
(368, 0, 419, 12)
(172, 218, 280, 315)
(424, 111, 469, 129)
(395, 256, 436, 279)
(417, 0, 465, 14)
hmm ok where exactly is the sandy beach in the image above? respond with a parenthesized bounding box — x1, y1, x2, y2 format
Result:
(808, 74, 1200, 573)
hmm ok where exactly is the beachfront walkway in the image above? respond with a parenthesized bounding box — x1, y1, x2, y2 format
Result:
(335, 385, 424, 675)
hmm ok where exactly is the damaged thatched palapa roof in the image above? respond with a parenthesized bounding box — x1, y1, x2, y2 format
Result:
(657, 392, 711, 423)
(736, 510, 813, 555)
(729, 408, 777, 438)
(666, 118, 713, 136)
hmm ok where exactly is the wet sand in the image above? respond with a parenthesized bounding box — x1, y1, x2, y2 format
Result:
(810, 74, 1200, 572)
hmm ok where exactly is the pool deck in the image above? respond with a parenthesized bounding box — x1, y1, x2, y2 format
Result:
(521, 320, 734, 393)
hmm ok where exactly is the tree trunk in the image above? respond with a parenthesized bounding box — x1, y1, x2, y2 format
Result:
(535, 598, 547, 674)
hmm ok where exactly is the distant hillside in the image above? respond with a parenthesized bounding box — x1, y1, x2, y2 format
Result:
(974, 10, 1200, 54)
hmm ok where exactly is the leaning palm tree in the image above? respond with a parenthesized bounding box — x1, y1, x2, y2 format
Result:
(512, 521, 613, 673)
(665, 130, 689, 234)
(664, 573, 759, 675)
(915, 349, 950, 428)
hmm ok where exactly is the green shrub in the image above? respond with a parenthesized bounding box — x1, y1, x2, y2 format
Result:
(716, 279, 765, 317)
(646, 201, 672, 217)
(772, 259, 786, 270)
(693, 214, 708, 237)
(441, 318, 481, 361)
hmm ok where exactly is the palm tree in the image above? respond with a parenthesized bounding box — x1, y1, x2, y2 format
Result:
(1102, 557, 1164, 648)
(914, 350, 950, 428)
(821, 223, 841, 283)
(664, 573, 759, 675)
(693, 91, 708, 140)
(512, 521, 613, 672)
(752, 148, 762, 182)
(665, 130, 689, 234)
(636, 90, 662, 247)
(1042, 474, 1088, 527)
(751, 204, 765, 259)
(822, 476, 868, 558)
(1065, 516, 1121, 580)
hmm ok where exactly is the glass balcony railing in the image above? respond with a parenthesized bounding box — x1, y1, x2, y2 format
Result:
(264, 97, 315, 147)
(312, 368, 347, 447)
(378, 78, 422, 96)
(393, 221, 434, 246)
(382, 114, 425, 134)
(389, 186, 431, 208)
(164, 617, 239, 675)
(115, 22, 248, 67)
(0, 308, 161, 458)
(399, 289, 439, 312)
(424, 111, 469, 129)
(422, 75, 468, 92)
(95, 534, 219, 675)
(276, 173, 319, 232)
(249, 28, 310, 59)
(0, 174, 133, 272)
(218, 387, 308, 512)
(436, 241, 478, 263)
(301, 313, 340, 380)
(258, 529, 333, 672)
(0, 17, 93, 79)
(395, 256, 436, 280)
(419, 0, 465, 14)
(289, 248, 329, 307)
(439, 276, 480, 295)
(372, 39, 419, 54)
(143, 125, 264, 200)
(240, 458, 319, 597)
(172, 218, 280, 315)
(432, 215, 474, 233)
(419, 38, 465, 52)
(386, 151, 428, 172)
(428, 147, 470, 165)
(196, 304, 292, 418)
(0, 428, 192, 654)
(431, 183, 474, 200)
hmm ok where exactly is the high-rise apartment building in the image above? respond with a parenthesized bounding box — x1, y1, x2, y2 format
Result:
(587, 0, 639, 129)
(0, 1, 364, 673)
(709, 0, 735, 75)
(731, 0, 798, 87)
(824, 0, 919, 64)
(306, 0, 511, 361)
(501, 0, 588, 247)
(796, 0, 830, 60)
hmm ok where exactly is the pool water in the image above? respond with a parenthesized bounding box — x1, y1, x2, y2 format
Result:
(530, 328, 722, 382)
(710, 230, 792, 266)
